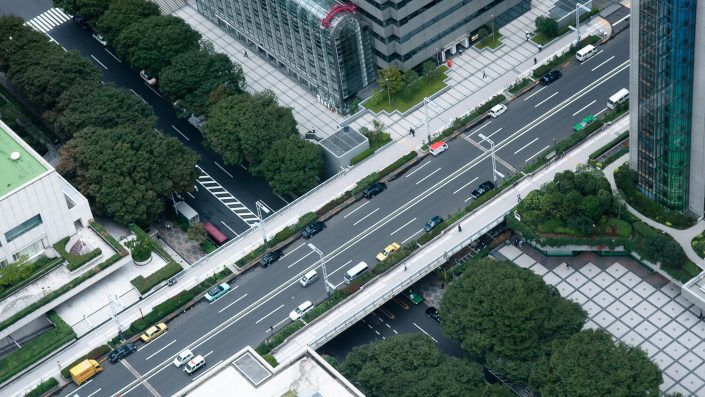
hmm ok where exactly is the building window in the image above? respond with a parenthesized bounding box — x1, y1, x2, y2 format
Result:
(5, 214, 43, 243)
(12, 239, 46, 261)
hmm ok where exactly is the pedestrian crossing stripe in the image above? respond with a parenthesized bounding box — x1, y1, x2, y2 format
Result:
(195, 165, 260, 226)
(24, 8, 71, 34)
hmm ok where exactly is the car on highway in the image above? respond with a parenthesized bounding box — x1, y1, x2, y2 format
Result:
(289, 300, 314, 321)
(573, 115, 596, 132)
(108, 343, 137, 363)
(140, 322, 168, 343)
(72, 15, 88, 29)
(470, 181, 495, 199)
(92, 32, 107, 46)
(424, 216, 443, 232)
(425, 306, 440, 323)
(406, 289, 424, 305)
(140, 70, 158, 86)
(204, 282, 231, 302)
(173, 349, 194, 367)
(184, 355, 206, 375)
(488, 104, 507, 118)
(539, 70, 562, 85)
(301, 221, 326, 239)
(362, 182, 387, 199)
(260, 249, 283, 267)
(376, 242, 401, 261)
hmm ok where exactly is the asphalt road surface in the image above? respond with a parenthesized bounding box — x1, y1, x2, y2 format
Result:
(48, 30, 631, 397)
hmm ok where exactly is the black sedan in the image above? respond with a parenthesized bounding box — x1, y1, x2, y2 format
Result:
(425, 307, 440, 323)
(259, 249, 283, 267)
(470, 181, 495, 199)
(362, 182, 387, 199)
(108, 343, 137, 363)
(424, 216, 443, 232)
(301, 221, 326, 239)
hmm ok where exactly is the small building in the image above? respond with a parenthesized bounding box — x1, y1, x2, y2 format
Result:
(0, 120, 92, 266)
(319, 126, 369, 177)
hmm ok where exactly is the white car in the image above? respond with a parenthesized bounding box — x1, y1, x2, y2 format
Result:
(140, 70, 158, 86)
(289, 301, 313, 321)
(488, 104, 507, 118)
(173, 349, 193, 367)
(92, 32, 107, 46)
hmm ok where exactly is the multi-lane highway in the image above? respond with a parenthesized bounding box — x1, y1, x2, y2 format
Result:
(44, 30, 632, 397)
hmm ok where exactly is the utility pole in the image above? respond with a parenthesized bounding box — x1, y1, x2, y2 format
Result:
(308, 243, 332, 298)
(423, 97, 438, 144)
(109, 294, 123, 340)
(575, 1, 591, 46)
(478, 133, 498, 183)
(255, 201, 271, 245)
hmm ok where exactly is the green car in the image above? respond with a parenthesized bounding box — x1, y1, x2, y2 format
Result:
(573, 115, 596, 132)
(406, 289, 424, 305)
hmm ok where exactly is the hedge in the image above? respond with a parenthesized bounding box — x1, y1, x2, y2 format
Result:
(89, 220, 125, 253)
(555, 119, 604, 155)
(508, 77, 533, 95)
(23, 377, 59, 397)
(129, 224, 174, 262)
(131, 261, 183, 295)
(0, 311, 75, 385)
(350, 132, 392, 165)
(53, 237, 102, 271)
(256, 320, 305, 356)
(60, 344, 111, 379)
(589, 131, 629, 160)
(0, 256, 64, 302)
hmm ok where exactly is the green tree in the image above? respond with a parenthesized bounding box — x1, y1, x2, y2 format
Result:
(203, 91, 297, 167)
(422, 60, 436, 82)
(115, 15, 201, 76)
(402, 69, 419, 87)
(187, 224, 206, 244)
(440, 258, 586, 382)
(0, 17, 53, 73)
(54, 0, 109, 24)
(159, 46, 245, 117)
(125, 231, 152, 262)
(96, 0, 161, 45)
(377, 66, 404, 96)
(341, 334, 486, 397)
(257, 136, 323, 195)
(535, 16, 558, 38)
(475, 384, 515, 397)
(48, 82, 156, 139)
(531, 329, 662, 397)
(58, 125, 199, 225)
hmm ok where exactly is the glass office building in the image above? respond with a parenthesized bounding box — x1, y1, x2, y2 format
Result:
(629, 0, 703, 215)
(195, 0, 376, 113)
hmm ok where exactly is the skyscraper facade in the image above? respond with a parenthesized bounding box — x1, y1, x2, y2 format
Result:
(629, 0, 704, 215)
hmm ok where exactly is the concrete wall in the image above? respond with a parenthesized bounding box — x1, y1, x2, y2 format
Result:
(688, 0, 705, 217)
(628, 0, 639, 171)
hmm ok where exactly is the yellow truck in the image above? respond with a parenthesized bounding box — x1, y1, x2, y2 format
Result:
(69, 359, 103, 385)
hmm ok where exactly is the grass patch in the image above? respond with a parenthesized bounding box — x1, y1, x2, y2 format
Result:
(53, 237, 102, 271)
(351, 129, 392, 166)
(532, 31, 555, 45)
(364, 66, 448, 113)
(692, 233, 705, 259)
(589, 131, 629, 161)
(0, 256, 63, 301)
(23, 377, 59, 397)
(59, 345, 110, 379)
(89, 220, 126, 254)
(130, 261, 183, 295)
(508, 77, 533, 95)
(475, 31, 504, 49)
(0, 311, 75, 385)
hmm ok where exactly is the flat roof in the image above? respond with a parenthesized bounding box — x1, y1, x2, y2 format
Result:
(319, 126, 367, 158)
(0, 121, 48, 197)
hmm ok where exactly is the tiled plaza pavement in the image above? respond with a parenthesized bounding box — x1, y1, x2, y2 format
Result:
(495, 245, 705, 396)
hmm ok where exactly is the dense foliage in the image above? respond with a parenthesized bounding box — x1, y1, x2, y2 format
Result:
(257, 136, 323, 195)
(96, 0, 161, 44)
(54, 0, 109, 24)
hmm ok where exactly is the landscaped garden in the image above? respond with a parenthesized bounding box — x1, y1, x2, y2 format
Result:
(363, 63, 448, 113)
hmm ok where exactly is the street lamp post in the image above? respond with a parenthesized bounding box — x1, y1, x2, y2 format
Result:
(575, 2, 591, 46)
(491, 13, 495, 44)
(308, 243, 332, 298)
(478, 133, 498, 183)
(255, 201, 271, 245)
(385, 78, 392, 106)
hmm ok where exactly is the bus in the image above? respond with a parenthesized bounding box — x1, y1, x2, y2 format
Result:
(344, 262, 369, 284)
(203, 222, 228, 245)
(607, 88, 629, 109)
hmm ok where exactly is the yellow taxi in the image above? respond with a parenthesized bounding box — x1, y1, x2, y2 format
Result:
(376, 242, 401, 261)
(140, 322, 168, 343)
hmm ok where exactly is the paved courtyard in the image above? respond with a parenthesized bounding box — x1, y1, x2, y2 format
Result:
(496, 245, 705, 396)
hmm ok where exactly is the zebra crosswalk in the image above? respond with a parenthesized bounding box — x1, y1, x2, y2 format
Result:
(24, 8, 71, 34)
(195, 165, 261, 226)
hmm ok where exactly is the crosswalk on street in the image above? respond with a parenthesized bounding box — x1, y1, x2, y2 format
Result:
(24, 7, 71, 34)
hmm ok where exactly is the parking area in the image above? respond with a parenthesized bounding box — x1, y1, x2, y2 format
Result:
(495, 245, 705, 396)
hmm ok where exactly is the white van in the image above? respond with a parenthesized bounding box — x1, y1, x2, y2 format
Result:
(429, 141, 448, 156)
(184, 355, 205, 375)
(289, 300, 314, 321)
(488, 104, 507, 118)
(299, 269, 319, 287)
(607, 88, 629, 109)
(576, 45, 597, 62)
(344, 262, 369, 284)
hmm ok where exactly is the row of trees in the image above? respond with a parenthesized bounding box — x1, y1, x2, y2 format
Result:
(377, 60, 441, 100)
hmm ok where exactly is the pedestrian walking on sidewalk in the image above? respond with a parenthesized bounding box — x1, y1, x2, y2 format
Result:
(534, 57, 537, 65)
(482, 70, 486, 78)
(244, 50, 248, 58)
(404, 265, 407, 271)
(458, 224, 462, 232)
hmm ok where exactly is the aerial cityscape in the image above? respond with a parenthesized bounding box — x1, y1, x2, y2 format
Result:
(0, 0, 701, 396)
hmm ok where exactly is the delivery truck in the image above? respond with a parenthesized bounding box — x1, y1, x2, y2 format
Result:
(70, 359, 103, 385)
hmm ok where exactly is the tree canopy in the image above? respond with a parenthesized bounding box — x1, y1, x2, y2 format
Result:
(54, 0, 110, 24)
(530, 329, 662, 397)
(115, 15, 201, 76)
(341, 334, 486, 397)
(377, 66, 404, 95)
(48, 82, 156, 139)
(96, 0, 161, 45)
(440, 257, 586, 381)
(257, 136, 322, 195)
(58, 125, 199, 225)
(159, 45, 245, 117)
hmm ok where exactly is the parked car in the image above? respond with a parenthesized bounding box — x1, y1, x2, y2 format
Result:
(573, 115, 596, 132)
(92, 32, 107, 46)
(289, 300, 314, 321)
(362, 182, 387, 199)
(424, 216, 443, 232)
(470, 181, 495, 199)
(425, 306, 440, 323)
(72, 15, 88, 29)
(140, 322, 167, 343)
(488, 104, 507, 118)
(406, 289, 424, 305)
(301, 221, 326, 239)
(108, 343, 137, 363)
(204, 282, 231, 302)
(173, 349, 194, 367)
(140, 70, 158, 86)
(539, 70, 562, 85)
(376, 242, 401, 261)
(260, 249, 283, 267)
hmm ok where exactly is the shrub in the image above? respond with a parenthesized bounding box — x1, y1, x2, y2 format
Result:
(60, 344, 111, 379)
(89, 220, 124, 253)
(53, 237, 102, 271)
(256, 321, 305, 355)
(125, 233, 152, 262)
(201, 240, 217, 254)
(130, 261, 183, 295)
(508, 77, 533, 95)
(262, 354, 279, 367)
(23, 377, 59, 397)
(535, 16, 558, 38)
(589, 131, 629, 160)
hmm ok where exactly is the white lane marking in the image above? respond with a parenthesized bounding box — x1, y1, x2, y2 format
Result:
(468, 121, 491, 136)
(192, 360, 223, 382)
(580, 50, 604, 64)
(105, 48, 121, 62)
(526, 145, 551, 162)
(591, 55, 615, 72)
(276, 194, 289, 203)
(464, 195, 474, 203)
(129, 89, 147, 104)
(214, 162, 233, 178)
(572, 99, 597, 116)
(145, 83, 162, 97)
(393, 329, 398, 334)
(204, 351, 214, 358)
(287, 250, 316, 269)
(145, 339, 177, 360)
(390, 218, 417, 236)
(187, 192, 195, 199)
(513, 137, 539, 155)
(327, 260, 352, 277)
(71, 379, 93, 394)
(208, 289, 233, 305)
(524, 86, 546, 101)
(415, 167, 442, 185)
(196, 165, 259, 225)
(534, 92, 559, 108)
(595, 106, 609, 116)
(353, 208, 380, 226)
(90, 55, 108, 70)
(401, 229, 424, 245)
(220, 221, 237, 236)
(272, 316, 290, 330)
(218, 293, 248, 314)
(487, 127, 503, 139)
(613, 15, 630, 26)
(413, 322, 438, 342)
(344, 201, 369, 218)
(405, 161, 430, 178)
(172, 125, 190, 141)
(86, 388, 102, 397)
(283, 242, 306, 257)
(453, 177, 479, 194)
(255, 304, 284, 324)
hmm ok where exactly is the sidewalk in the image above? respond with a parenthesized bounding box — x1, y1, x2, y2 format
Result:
(273, 117, 628, 365)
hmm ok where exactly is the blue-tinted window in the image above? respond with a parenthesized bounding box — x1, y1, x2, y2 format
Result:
(5, 215, 43, 242)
